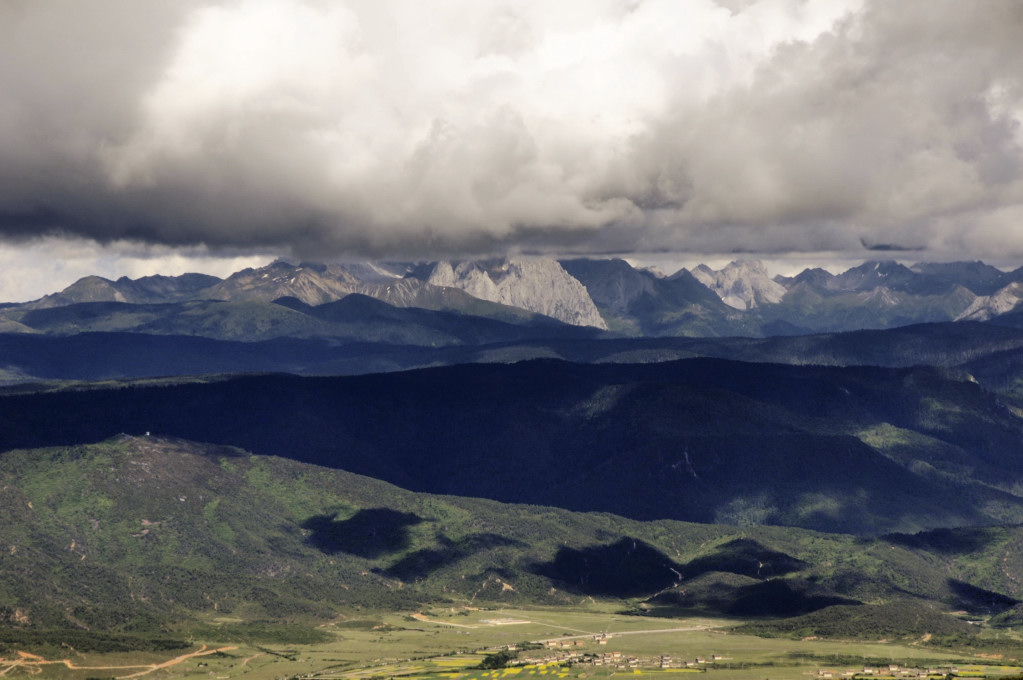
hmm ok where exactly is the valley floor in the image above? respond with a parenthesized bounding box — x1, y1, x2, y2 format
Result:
(5, 608, 1021, 680)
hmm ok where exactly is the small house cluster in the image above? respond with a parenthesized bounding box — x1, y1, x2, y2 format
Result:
(520, 637, 730, 670)
(818, 664, 962, 679)
(586, 652, 725, 670)
(515, 650, 583, 666)
(543, 640, 585, 649)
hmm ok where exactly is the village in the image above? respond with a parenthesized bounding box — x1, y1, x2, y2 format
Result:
(505, 634, 731, 670)
(501, 635, 982, 678)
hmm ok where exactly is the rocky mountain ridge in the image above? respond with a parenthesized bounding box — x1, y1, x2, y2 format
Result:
(691, 260, 786, 310)
(11, 256, 1023, 336)
(421, 258, 608, 329)
(958, 281, 1023, 321)
(28, 273, 222, 308)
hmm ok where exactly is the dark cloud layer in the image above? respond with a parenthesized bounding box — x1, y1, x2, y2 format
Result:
(2, 0, 1022, 261)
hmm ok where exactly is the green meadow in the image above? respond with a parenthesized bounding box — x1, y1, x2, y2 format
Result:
(3, 608, 1020, 680)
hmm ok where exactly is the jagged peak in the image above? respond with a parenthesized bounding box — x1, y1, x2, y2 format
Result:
(910, 259, 998, 273)
(65, 274, 117, 287)
(843, 259, 912, 276)
(687, 259, 785, 310)
(722, 259, 772, 274)
(422, 256, 608, 329)
(956, 281, 1023, 321)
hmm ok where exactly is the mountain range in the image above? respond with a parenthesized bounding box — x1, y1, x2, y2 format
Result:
(6, 256, 1023, 385)
(10, 257, 1023, 342)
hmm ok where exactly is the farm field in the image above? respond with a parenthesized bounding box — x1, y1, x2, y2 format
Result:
(2, 608, 1020, 680)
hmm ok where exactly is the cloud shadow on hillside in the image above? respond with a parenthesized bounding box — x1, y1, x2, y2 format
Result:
(301, 508, 423, 558)
(678, 538, 808, 579)
(530, 537, 683, 598)
(378, 533, 525, 582)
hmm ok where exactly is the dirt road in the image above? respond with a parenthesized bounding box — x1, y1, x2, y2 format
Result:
(0, 644, 238, 678)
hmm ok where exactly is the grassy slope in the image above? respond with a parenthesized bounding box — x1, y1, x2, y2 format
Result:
(1, 436, 1022, 639)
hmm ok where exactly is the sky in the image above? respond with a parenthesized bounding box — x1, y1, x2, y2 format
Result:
(1, 0, 1022, 301)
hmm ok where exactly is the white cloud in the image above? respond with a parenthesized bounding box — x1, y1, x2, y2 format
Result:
(1, 0, 1021, 264)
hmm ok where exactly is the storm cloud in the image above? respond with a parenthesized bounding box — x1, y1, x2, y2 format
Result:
(2, 0, 1022, 261)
